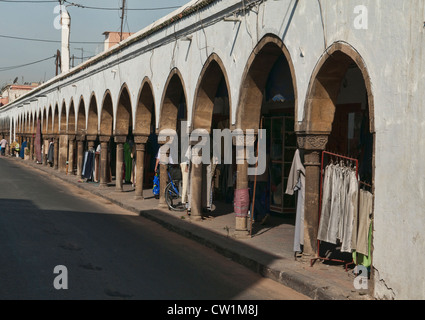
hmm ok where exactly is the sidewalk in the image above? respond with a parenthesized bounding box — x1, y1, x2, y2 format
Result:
(8, 156, 373, 300)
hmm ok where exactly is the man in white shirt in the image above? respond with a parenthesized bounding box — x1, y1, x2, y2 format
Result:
(0, 138, 8, 156)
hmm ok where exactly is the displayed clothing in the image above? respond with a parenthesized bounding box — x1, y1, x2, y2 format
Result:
(317, 162, 359, 253)
(47, 142, 54, 163)
(20, 141, 28, 159)
(285, 149, 305, 253)
(82, 150, 95, 180)
(180, 163, 189, 203)
(353, 218, 373, 267)
(356, 189, 373, 256)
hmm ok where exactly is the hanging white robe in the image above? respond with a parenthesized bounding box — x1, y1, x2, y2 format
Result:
(285, 149, 305, 253)
(317, 164, 334, 242)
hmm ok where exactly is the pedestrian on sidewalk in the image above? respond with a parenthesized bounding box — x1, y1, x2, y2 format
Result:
(10, 140, 18, 157)
(0, 137, 8, 156)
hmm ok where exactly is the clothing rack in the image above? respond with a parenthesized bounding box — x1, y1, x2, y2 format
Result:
(310, 151, 358, 271)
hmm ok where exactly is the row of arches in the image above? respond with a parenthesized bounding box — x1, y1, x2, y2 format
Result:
(0, 36, 375, 258)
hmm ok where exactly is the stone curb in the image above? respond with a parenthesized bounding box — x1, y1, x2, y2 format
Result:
(9, 156, 366, 300)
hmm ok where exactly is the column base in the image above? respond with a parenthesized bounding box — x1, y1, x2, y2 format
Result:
(233, 229, 251, 239)
(134, 195, 144, 200)
(190, 214, 203, 221)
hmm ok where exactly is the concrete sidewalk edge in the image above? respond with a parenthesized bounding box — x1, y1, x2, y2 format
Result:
(10, 157, 367, 300)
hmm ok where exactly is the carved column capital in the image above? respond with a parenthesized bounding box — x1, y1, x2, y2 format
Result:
(134, 134, 149, 144)
(297, 133, 328, 151)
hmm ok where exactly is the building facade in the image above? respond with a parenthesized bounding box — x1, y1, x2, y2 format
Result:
(0, 0, 424, 300)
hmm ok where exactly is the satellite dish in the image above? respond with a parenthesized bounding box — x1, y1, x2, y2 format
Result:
(13, 77, 18, 84)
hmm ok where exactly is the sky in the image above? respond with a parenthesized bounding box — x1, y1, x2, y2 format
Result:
(0, 0, 189, 88)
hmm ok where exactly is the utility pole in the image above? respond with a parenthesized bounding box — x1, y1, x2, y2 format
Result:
(120, 0, 126, 41)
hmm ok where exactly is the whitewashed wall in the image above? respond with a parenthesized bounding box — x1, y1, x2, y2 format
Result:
(1, 0, 424, 299)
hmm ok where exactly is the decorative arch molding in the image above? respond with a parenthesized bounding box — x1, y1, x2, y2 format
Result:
(87, 92, 99, 136)
(158, 68, 188, 133)
(68, 98, 76, 135)
(99, 90, 114, 137)
(115, 82, 133, 136)
(235, 34, 298, 131)
(76, 95, 86, 136)
(303, 41, 375, 135)
(59, 100, 67, 133)
(53, 103, 59, 134)
(192, 52, 232, 133)
(134, 77, 155, 136)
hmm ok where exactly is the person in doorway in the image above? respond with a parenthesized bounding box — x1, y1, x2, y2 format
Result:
(0, 137, 8, 156)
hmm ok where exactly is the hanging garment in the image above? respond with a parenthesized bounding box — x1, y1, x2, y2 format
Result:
(337, 167, 351, 241)
(20, 141, 28, 159)
(180, 163, 189, 203)
(327, 164, 345, 244)
(82, 150, 95, 180)
(317, 164, 334, 242)
(340, 170, 359, 253)
(285, 149, 305, 253)
(353, 218, 373, 267)
(47, 142, 54, 163)
(81, 151, 88, 177)
(356, 189, 373, 255)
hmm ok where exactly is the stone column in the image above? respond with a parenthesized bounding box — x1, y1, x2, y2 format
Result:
(76, 136, 85, 177)
(233, 132, 253, 238)
(28, 135, 35, 161)
(134, 135, 148, 200)
(190, 137, 206, 221)
(44, 136, 50, 165)
(190, 163, 203, 220)
(68, 135, 75, 175)
(297, 134, 328, 255)
(157, 142, 168, 208)
(27, 136, 32, 160)
(42, 135, 50, 166)
(58, 134, 68, 173)
(53, 136, 59, 169)
(99, 136, 109, 188)
(114, 136, 126, 192)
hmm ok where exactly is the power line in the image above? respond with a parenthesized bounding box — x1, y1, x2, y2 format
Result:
(0, 34, 110, 44)
(0, 56, 55, 72)
(0, 0, 182, 10)
(0, 0, 56, 2)
(63, 0, 181, 11)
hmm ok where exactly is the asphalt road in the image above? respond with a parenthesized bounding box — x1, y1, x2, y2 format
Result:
(0, 156, 309, 301)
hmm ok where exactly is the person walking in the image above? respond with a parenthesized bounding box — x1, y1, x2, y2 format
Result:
(0, 137, 8, 156)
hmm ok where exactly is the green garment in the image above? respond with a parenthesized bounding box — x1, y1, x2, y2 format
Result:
(124, 142, 133, 183)
(353, 219, 373, 268)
